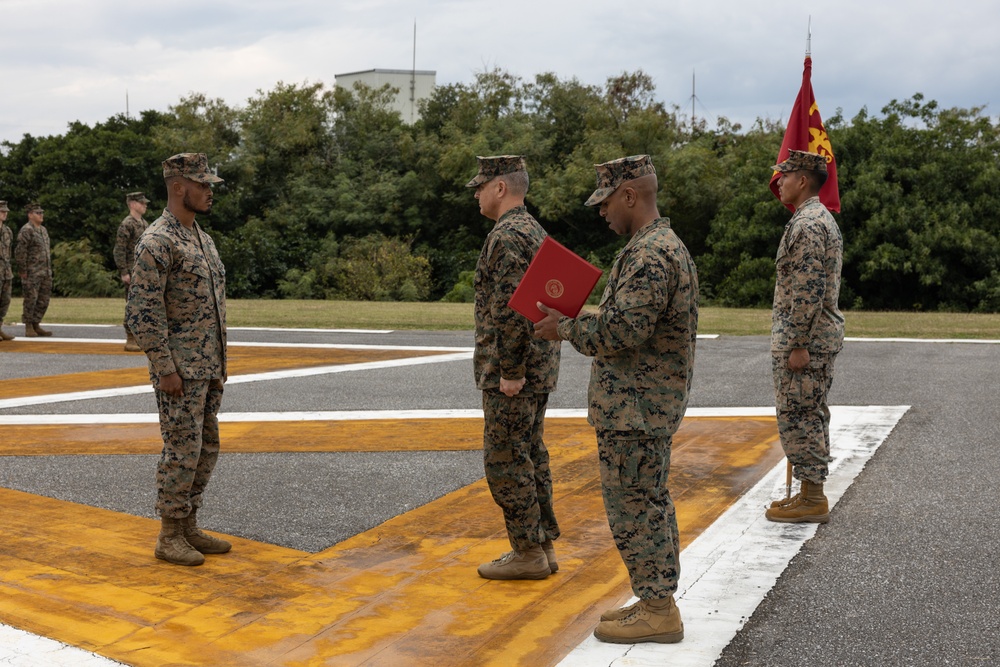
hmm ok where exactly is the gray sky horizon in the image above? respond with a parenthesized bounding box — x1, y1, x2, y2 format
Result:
(1, 0, 997, 143)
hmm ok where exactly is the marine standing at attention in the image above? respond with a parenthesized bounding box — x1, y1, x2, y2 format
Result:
(0, 201, 15, 341)
(15, 203, 52, 337)
(127, 153, 230, 566)
(114, 191, 150, 352)
(535, 155, 698, 645)
(766, 149, 844, 523)
(468, 155, 562, 581)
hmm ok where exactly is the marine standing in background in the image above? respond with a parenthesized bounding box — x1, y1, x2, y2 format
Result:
(126, 153, 230, 567)
(535, 155, 698, 645)
(766, 150, 845, 523)
(468, 155, 562, 581)
(0, 201, 15, 341)
(15, 203, 52, 337)
(113, 191, 150, 352)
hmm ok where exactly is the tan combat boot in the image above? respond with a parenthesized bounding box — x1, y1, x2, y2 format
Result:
(765, 480, 829, 523)
(0, 322, 14, 340)
(24, 322, 38, 338)
(770, 486, 802, 508)
(124, 329, 141, 352)
(541, 539, 558, 573)
(594, 596, 684, 644)
(601, 598, 641, 622)
(155, 517, 205, 566)
(32, 323, 52, 337)
(182, 509, 232, 554)
(477, 544, 550, 580)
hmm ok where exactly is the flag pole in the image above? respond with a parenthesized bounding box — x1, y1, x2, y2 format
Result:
(806, 16, 811, 57)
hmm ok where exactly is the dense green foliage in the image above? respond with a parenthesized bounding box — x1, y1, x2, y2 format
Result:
(1, 71, 997, 311)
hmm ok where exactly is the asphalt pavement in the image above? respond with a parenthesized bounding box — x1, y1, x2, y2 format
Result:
(1, 324, 998, 666)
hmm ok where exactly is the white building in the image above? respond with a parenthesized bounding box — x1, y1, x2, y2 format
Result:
(334, 68, 437, 124)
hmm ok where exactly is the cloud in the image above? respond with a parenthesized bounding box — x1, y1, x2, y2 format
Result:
(0, 0, 997, 142)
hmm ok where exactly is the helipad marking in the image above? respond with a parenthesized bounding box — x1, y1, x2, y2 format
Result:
(557, 404, 909, 667)
(0, 351, 472, 410)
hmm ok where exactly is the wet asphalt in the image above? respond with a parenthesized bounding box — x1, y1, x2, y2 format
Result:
(0, 324, 997, 665)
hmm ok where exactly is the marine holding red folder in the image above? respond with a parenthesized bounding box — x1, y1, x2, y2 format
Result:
(533, 154, 699, 646)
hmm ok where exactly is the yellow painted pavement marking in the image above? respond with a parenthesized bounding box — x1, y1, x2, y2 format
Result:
(0, 340, 450, 400)
(0, 416, 782, 666)
(0, 341, 784, 665)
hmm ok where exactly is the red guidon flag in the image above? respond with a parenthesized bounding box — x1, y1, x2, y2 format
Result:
(770, 55, 840, 212)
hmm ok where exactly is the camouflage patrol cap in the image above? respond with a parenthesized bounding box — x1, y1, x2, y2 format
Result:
(465, 155, 527, 188)
(771, 150, 828, 174)
(585, 154, 656, 206)
(126, 191, 150, 204)
(25, 202, 43, 213)
(0, 201, 8, 212)
(162, 153, 224, 184)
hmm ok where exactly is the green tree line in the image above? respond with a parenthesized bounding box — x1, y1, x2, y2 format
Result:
(1, 69, 997, 311)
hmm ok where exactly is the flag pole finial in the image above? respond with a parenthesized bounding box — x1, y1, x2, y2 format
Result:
(806, 16, 812, 57)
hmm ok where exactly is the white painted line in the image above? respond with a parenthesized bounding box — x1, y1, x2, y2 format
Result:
(557, 404, 909, 667)
(0, 351, 473, 410)
(0, 623, 126, 666)
(0, 407, 780, 426)
(846, 337, 999, 344)
(5, 336, 470, 352)
(230, 326, 395, 334)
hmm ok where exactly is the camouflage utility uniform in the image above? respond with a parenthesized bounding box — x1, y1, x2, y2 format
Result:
(772, 195, 844, 484)
(557, 218, 698, 600)
(559, 218, 698, 599)
(114, 209, 148, 330)
(474, 205, 561, 552)
(127, 208, 227, 519)
(0, 218, 12, 327)
(15, 221, 51, 326)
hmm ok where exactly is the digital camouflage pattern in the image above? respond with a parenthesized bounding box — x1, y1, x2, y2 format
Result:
(772, 352, 835, 483)
(557, 218, 698, 436)
(126, 191, 150, 204)
(474, 205, 560, 391)
(127, 207, 227, 519)
(585, 154, 657, 206)
(772, 194, 843, 483)
(597, 431, 679, 599)
(771, 196, 844, 354)
(465, 155, 526, 188)
(474, 204, 561, 551)
(15, 220, 51, 324)
(482, 390, 559, 550)
(0, 218, 12, 323)
(126, 209, 227, 381)
(771, 149, 828, 174)
(557, 216, 697, 598)
(162, 153, 224, 184)
(154, 378, 224, 518)
(114, 213, 148, 275)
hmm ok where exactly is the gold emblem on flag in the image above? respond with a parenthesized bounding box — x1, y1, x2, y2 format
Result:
(545, 279, 564, 298)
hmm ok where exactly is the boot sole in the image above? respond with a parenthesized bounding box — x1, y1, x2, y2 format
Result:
(476, 567, 550, 580)
(155, 551, 205, 566)
(765, 512, 830, 524)
(593, 629, 684, 644)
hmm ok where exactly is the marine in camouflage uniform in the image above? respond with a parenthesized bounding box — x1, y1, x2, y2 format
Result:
(113, 191, 150, 351)
(14, 203, 52, 336)
(126, 153, 230, 566)
(766, 150, 844, 524)
(535, 155, 697, 644)
(467, 155, 562, 581)
(0, 201, 14, 340)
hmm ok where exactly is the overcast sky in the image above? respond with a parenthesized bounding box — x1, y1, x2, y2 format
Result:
(1, 0, 997, 143)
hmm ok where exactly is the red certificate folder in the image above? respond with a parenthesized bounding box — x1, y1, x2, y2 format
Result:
(508, 236, 603, 323)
